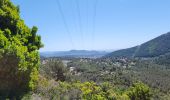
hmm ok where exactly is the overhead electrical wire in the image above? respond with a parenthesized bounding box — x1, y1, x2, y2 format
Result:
(55, 0, 98, 50)
(71, 0, 78, 40)
(86, 0, 89, 43)
(92, 0, 98, 50)
(56, 0, 75, 48)
(75, 0, 84, 49)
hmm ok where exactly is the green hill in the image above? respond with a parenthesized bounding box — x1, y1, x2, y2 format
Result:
(106, 32, 170, 58)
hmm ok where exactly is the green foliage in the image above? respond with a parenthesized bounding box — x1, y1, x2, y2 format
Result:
(40, 59, 67, 81)
(106, 32, 170, 58)
(135, 32, 170, 57)
(80, 82, 106, 100)
(36, 66, 152, 100)
(154, 53, 170, 66)
(105, 46, 138, 58)
(126, 82, 152, 100)
(38, 56, 170, 99)
(35, 78, 152, 100)
(133, 60, 170, 94)
(0, 0, 43, 98)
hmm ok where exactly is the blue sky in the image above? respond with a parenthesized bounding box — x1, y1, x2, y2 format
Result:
(11, 0, 170, 51)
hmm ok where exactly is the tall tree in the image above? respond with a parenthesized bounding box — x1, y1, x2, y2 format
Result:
(0, 0, 43, 98)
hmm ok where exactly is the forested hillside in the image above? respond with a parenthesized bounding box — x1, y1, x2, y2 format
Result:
(106, 32, 170, 58)
(1, 0, 170, 100)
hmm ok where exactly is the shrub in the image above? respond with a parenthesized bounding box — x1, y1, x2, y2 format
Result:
(0, 0, 43, 98)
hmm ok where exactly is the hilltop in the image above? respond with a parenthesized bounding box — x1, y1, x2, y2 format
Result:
(106, 32, 170, 58)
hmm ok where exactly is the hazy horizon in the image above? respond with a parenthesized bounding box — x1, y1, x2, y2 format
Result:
(40, 49, 115, 52)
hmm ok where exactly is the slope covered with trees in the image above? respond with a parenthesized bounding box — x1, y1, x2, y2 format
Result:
(105, 46, 138, 58)
(0, 0, 43, 99)
(1, 0, 170, 100)
(106, 32, 170, 58)
(32, 58, 153, 100)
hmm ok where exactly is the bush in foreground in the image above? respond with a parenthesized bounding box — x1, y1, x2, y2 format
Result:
(0, 0, 43, 99)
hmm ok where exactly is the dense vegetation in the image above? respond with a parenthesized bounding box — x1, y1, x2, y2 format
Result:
(27, 56, 169, 100)
(107, 32, 170, 58)
(1, 0, 170, 100)
(0, 0, 43, 99)
(25, 58, 153, 100)
(105, 47, 138, 58)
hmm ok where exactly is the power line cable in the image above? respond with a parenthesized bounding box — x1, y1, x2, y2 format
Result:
(71, 0, 78, 39)
(56, 0, 75, 48)
(92, 0, 98, 50)
(75, 0, 84, 49)
(86, 0, 89, 43)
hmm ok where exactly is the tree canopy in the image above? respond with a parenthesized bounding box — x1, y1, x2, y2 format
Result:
(0, 0, 43, 98)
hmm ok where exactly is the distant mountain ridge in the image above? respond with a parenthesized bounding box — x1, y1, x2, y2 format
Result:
(40, 50, 110, 58)
(106, 32, 170, 58)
